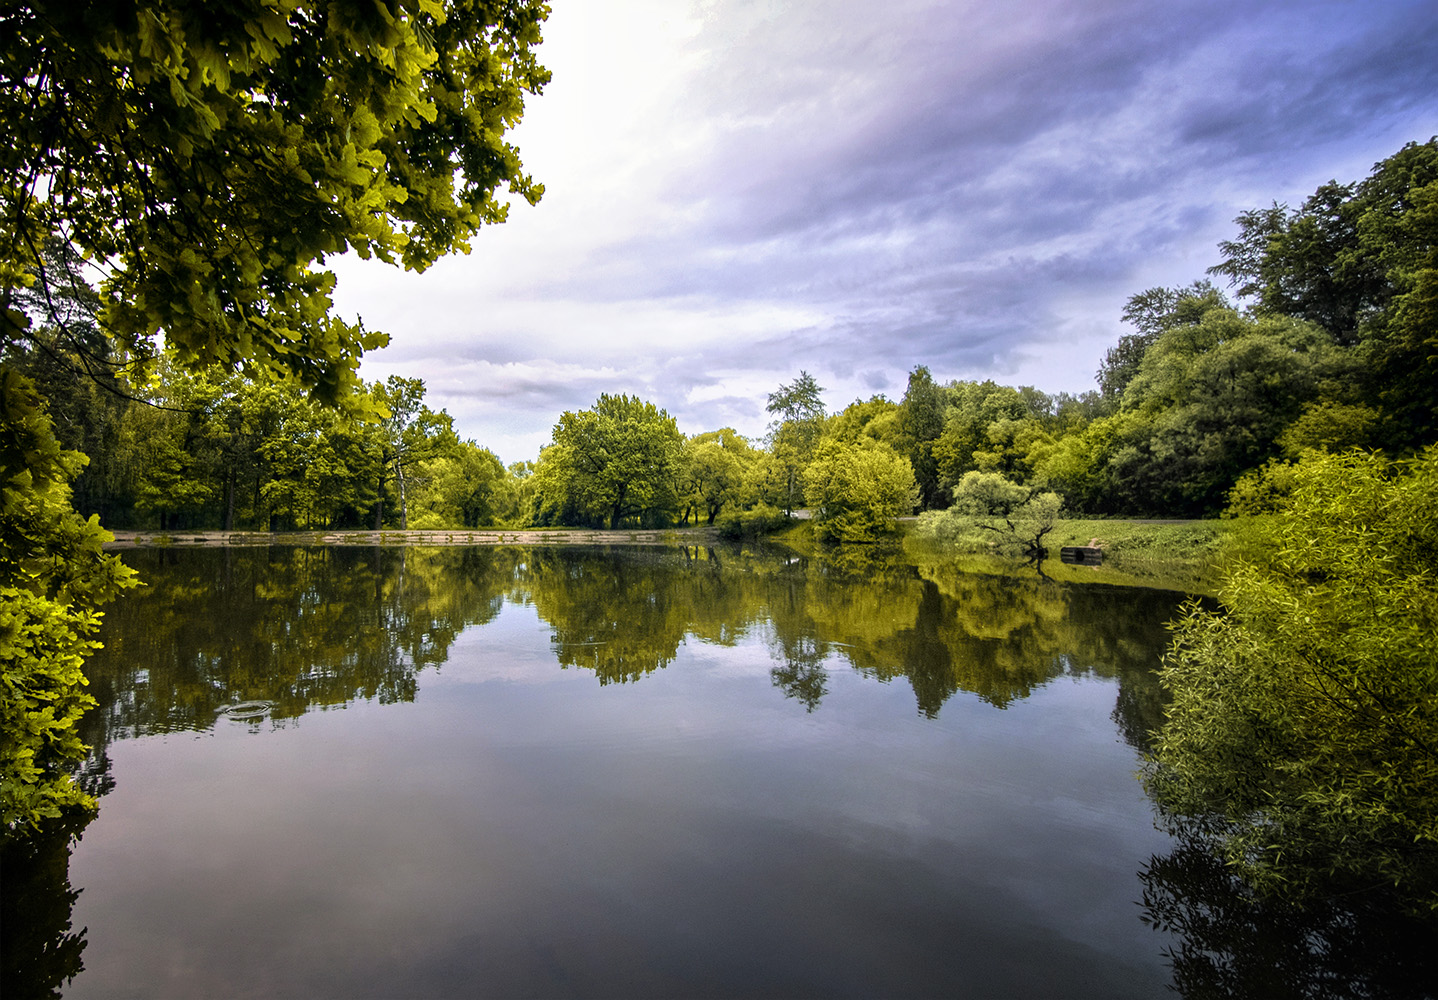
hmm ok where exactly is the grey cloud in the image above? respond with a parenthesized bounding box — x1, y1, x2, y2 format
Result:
(372, 0, 1437, 456)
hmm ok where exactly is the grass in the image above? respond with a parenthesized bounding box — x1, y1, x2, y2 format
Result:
(902, 516, 1273, 595)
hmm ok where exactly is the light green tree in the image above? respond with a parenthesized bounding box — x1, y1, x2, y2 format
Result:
(915, 470, 1062, 557)
(1145, 447, 1438, 912)
(1, 374, 136, 833)
(802, 440, 918, 543)
(3, 0, 549, 402)
(412, 441, 509, 528)
(366, 376, 455, 529)
(681, 428, 757, 525)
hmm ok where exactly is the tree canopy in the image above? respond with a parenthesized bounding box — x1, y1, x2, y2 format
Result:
(531, 394, 685, 529)
(2, 0, 550, 401)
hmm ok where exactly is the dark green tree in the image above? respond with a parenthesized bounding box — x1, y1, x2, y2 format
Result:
(534, 394, 685, 529)
(899, 365, 946, 509)
(1209, 138, 1438, 449)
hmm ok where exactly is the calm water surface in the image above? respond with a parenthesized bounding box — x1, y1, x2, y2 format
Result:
(18, 545, 1194, 997)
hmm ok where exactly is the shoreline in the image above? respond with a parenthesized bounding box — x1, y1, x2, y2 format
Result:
(104, 527, 724, 549)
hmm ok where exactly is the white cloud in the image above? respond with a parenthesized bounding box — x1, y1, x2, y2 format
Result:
(330, 0, 1438, 459)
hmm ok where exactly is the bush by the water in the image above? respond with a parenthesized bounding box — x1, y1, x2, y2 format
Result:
(1145, 447, 1438, 913)
(915, 471, 1062, 556)
(716, 505, 792, 540)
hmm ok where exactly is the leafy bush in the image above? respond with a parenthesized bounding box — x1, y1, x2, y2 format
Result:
(716, 504, 791, 540)
(803, 440, 918, 543)
(915, 471, 1062, 556)
(1145, 447, 1438, 912)
(2, 372, 136, 836)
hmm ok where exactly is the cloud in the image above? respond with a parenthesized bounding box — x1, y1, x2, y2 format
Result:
(332, 0, 1438, 458)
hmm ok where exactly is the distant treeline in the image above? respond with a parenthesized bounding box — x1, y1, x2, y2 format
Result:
(13, 138, 1436, 534)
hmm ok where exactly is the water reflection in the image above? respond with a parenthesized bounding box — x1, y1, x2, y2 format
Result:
(80, 544, 1181, 741)
(1140, 829, 1438, 999)
(82, 546, 513, 742)
(14, 543, 1428, 997)
(1, 811, 92, 999)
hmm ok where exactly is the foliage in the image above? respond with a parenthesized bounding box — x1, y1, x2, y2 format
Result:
(802, 440, 918, 543)
(765, 371, 827, 513)
(532, 394, 685, 529)
(916, 471, 1062, 557)
(1210, 138, 1438, 450)
(366, 376, 454, 529)
(1098, 281, 1229, 401)
(930, 379, 1058, 492)
(1145, 448, 1438, 912)
(1107, 309, 1350, 515)
(2, 0, 549, 403)
(715, 504, 791, 541)
(1275, 400, 1380, 458)
(679, 428, 758, 525)
(2, 372, 136, 836)
(411, 441, 510, 528)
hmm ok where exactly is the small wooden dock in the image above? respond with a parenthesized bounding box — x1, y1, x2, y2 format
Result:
(1060, 545, 1103, 565)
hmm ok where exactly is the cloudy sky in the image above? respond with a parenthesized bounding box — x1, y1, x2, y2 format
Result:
(331, 0, 1438, 464)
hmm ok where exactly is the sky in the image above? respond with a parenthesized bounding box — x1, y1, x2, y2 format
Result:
(330, 0, 1438, 465)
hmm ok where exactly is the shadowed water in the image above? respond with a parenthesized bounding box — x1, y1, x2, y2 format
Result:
(6, 544, 1427, 998)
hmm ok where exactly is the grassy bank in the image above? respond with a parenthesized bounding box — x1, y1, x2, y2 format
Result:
(900, 516, 1270, 595)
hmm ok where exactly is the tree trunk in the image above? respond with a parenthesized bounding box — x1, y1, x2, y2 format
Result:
(224, 468, 236, 531)
(395, 457, 408, 529)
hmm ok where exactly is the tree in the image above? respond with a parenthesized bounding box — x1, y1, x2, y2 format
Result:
(1144, 448, 1438, 913)
(916, 471, 1062, 557)
(766, 371, 826, 513)
(1209, 139, 1438, 449)
(537, 394, 685, 529)
(899, 366, 946, 509)
(412, 440, 509, 528)
(930, 380, 1046, 491)
(681, 429, 756, 525)
(802, 440, 918, 543)
(1097, 281, 1229, 401)
(1107, 309, 1351, 515)
(366, 376, 453, 529)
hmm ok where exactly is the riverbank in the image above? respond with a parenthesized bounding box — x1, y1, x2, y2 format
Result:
(898, 516, 1266, 594)
(104, 526, 723, 548)
(105, 516, 1259, 596)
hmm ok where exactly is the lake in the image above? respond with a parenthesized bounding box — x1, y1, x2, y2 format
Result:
(9, 542, 1409, 998)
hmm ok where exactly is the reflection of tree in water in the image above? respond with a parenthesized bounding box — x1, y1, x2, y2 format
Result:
(84, 544, 1186, 734)
(518, 547, 715, 685)
(1140, 828, 1438, 999)
(779, 550, 1185, 720)
(0, 811, 92, 1000)
(83, 546, 512, 742)
(511, 543, 1185, 724)
(768, 634, 828, 712)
